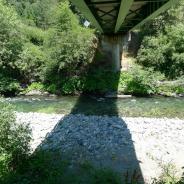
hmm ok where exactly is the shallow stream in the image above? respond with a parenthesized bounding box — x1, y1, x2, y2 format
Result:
(5, 95, 184, 118)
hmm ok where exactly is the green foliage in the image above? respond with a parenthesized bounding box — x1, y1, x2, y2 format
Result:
(43, 2, 95, 76)
(22, 25, 46, 45)
(157, 78, 184, 96)
(16, 43, 46, 82)
(0, 74, 20, 96)
(0, 101, 31, 181)
(137, 24, 184, 79)
(123, 65, 164, 96)
(152, 164, 184, 184)
(3, 151, 121, 184)
(5, 0, 56, 28)
(46, 84, 57, 94)
(0, 0, 95, 96)
(25, 82, 45, 93)
(83, 70, 119, 94)
(61, 76, 84, 95)
(44, 65, 164, 96)
(137, 1, 184, 79)
(0, 1, 23, 72)
(80, 65, 164, 96)
(41, 1, 95, 94)
(5, 0, 36, 26)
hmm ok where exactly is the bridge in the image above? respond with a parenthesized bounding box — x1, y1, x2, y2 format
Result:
(70, 0, 178, 70)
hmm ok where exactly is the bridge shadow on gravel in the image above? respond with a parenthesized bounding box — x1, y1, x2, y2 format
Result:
(7, 40, 143, 184)
(34, 40, 144, 183)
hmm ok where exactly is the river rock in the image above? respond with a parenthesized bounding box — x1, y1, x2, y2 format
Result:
(25, 90, 43, 96)
(16, 112, 184, 183)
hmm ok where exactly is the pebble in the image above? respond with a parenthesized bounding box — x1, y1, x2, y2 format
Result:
(16, 112, 184, 183)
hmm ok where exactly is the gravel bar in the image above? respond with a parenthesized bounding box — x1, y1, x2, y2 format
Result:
(16, 112, 184, 183)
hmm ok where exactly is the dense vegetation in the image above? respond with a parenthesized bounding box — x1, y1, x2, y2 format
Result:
(0, 0, 95, 96)
(137, 0, 184, 79)
(0, 100, 31, 181)
(0, 0, 183, 97)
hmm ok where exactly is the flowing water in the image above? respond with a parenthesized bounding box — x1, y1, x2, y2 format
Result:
(5, 95, 184, 118)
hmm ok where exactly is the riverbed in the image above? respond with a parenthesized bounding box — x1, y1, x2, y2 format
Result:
(16, 112, 184, 183)
(4, 95, 184, 182)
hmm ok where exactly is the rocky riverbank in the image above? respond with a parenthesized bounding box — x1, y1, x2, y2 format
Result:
(16, 112, 184, 183)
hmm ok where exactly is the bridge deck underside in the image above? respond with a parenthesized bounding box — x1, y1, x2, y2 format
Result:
(86, 0, 168, 34)
(71, 0, 175, 34)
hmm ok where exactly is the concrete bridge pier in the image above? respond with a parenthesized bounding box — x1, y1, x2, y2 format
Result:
(101, 33, 131, 72)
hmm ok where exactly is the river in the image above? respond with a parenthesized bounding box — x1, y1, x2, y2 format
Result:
(5, 95, 184, 118)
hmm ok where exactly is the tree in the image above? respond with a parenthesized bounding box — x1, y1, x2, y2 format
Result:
(0, 0, 24, 75)
(137, 0, 184, 79)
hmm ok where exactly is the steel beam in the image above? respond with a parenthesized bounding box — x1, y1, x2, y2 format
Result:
(130, 0, 179, 31)
(69, 0, 103, 33)
(115, 0, 134, 33)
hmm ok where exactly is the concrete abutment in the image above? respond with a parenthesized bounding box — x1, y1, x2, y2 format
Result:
(101, 33, 131, 72)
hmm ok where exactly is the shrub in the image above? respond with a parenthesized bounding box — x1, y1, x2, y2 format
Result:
(42, 1, 96, 87)
(82, 65, 165, 96)
(25, 82, 45, 93)
(16, 43, 47, 83)
(83, 70, 119, 94)
(0, 100, 31, 180)
(44, 65, 165, 96)
(22, 25, 46, 46)
(46, 84, 57, 94)
(0, 74, 20, 96)
(4, 151, 121, 184)
(152, 164, 184, 184)
(0, 1, 24, 73)
(61, 76, 84, 95)
(123, 65, 165, 96)
(0, 0, 96, 96)
(137, 24, 184, 79)
(157, 78, 184, 96)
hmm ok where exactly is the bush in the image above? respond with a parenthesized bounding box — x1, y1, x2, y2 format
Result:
(16, 43, 47, 83)
(46, 84, 57, 94)
(157, 78, 184, 96)
(152, 164, 184, 184)
(4, 151, 121, 184)
(83, 70, 119, 94)
(0, 0, 96, 96)
(0, 100, 31, 180)
(22, 25, 46, 46)
(25, 82, 45, 93)
(123, 65, 164, 96)
(44, 65, 165, 96)
(42, 1, 96, 87)
(0, 74, 20, 96)
(61, 76, 84, 95)
(0, 1, 24, 73)
(137, 24, 184, 79)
